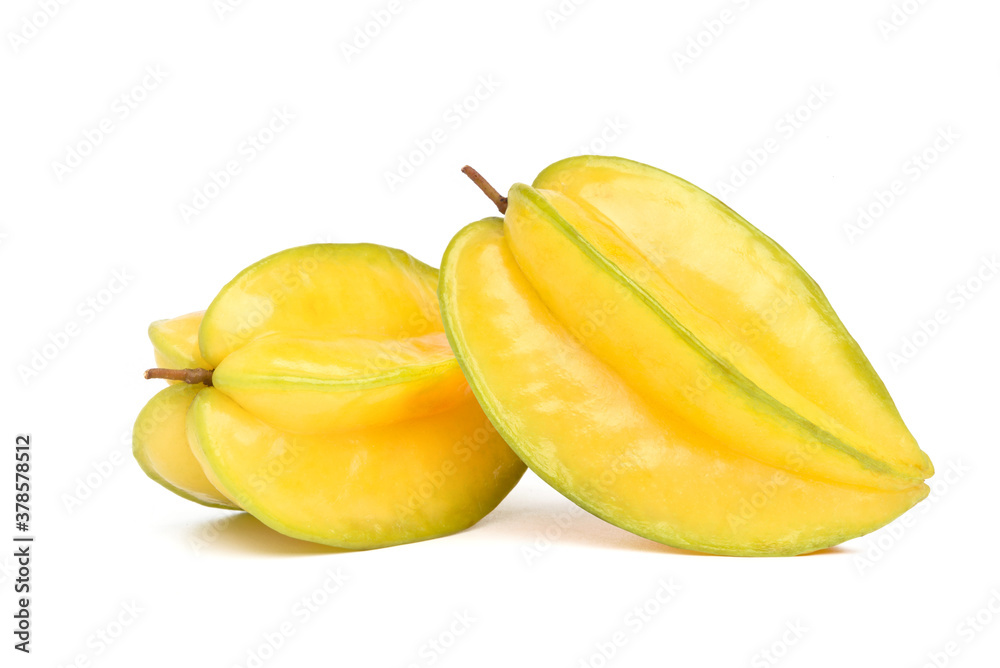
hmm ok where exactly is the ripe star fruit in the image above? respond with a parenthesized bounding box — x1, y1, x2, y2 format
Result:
(134, 312, 237, 509)
(439, 157, 934, 556)
(133, 244, 525, 549)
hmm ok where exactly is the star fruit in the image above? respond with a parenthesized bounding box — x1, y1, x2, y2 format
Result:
(438, 157, 933, 556)
(133, 244, 525, 549)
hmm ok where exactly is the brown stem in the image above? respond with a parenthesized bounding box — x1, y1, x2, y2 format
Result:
(462, 166, 507, 214)
(144, 367, 214, 386)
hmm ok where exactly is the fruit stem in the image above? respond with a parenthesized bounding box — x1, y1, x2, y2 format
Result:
(462, 166, 508, 214)
(144, 367, 214, 386)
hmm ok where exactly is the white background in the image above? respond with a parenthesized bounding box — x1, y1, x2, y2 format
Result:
(2, 0, 999, 666)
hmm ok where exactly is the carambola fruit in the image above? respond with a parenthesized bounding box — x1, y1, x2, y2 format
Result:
(439, 157, 933, 556)
(133, 244, 525, 549)
(133, 377, 237, 510)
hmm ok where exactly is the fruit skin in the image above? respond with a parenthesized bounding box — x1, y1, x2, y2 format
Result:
(186, 386, 523, 550)
(199, 244, 442, 368)
(132, 383, 238, 509)
(210, 332, 469, 434)
(439, 157, 933, 556)
(529, 157, 932, 484)
(501, 184, 921, 492)
(149, 311, 209, 373)
(137, 243, 525, 549)
(196, 244, 474, 435)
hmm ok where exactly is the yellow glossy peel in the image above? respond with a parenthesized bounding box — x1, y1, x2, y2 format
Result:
(212, 332, 469, 434)
(132, 384, 239, 510)
(149, 310, 210, 375)
(532, 158, 931, 480)
(199, 244, 442, 367)
(135, 243, 525, 550)
(503, 184, 919, 491)
(440, 157, 934, 556)
(187, 387, 524, 549)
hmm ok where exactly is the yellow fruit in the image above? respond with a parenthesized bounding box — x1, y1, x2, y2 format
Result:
(187, 387, 522, 549)
(136, 243, 525, 549)
(439, 158, 933, 556)
(210, 332, 468, 434)
(149, 310, 210, 375)
(133, 383, 238, 509)
(198, 244, 442, 367)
